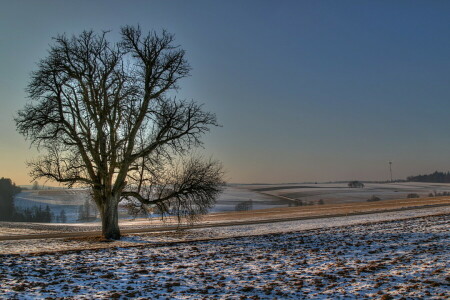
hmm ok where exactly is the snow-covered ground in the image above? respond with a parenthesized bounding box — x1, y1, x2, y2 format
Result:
(254, 182, 450, 205)
(12, 187, 291, 223)
(14, 189, 91, 223)
(1, 206, 449, 255)
(0, 209, 449, 299)
(12, 182, 450, 224)
(209, 186, 290, 212)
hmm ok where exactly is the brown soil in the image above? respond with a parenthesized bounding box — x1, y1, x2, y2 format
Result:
(201, 196, 450, 223)
(1, 196, 449, 241)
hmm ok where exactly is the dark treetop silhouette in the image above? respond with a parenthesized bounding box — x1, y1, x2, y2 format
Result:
(15, 26, 224, 239)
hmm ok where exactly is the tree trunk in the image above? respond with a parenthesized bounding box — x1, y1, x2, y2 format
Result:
(100, 197, 120, 240)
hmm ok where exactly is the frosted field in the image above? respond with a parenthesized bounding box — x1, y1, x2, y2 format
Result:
(0, 206, 449, 255)
(209, 186, 290, 212)
(251, 182, 450, 204)
(11, 182, 450, 224)
(12, 187, 291, 223)
(0, 211, 448, 299)
(14, 189, 91, 223)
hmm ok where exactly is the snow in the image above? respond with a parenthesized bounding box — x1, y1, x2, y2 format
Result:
(14, 190, 91, 223)
(0, 208, 449, 299)
(11, 183, 450, 224)
(1, 206, 449, 255)
(11, 187, 291, 223)
(258, 182, 450, 205)
(209, 186, 290, 212)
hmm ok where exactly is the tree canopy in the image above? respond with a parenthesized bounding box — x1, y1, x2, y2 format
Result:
(16, 26, 224, 239)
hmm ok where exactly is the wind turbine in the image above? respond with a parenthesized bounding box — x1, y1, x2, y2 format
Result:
(389, 161, 393, 182)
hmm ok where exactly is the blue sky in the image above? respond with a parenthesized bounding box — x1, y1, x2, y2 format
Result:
(1, 0, 450, 184)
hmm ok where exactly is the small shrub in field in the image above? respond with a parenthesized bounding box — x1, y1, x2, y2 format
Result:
(348, 181, 364, 188)
(367, 195, 380, 202)
(407, 193, 420, 198)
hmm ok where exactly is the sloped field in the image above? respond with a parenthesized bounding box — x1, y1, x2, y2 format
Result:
(254, 182, 450, 205)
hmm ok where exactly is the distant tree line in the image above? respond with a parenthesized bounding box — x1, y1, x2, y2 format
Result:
(0, 177, 53, 222)
(407, 171, 450, 183)
(13, 206, 53, 222)
(0, 177, 22, 221)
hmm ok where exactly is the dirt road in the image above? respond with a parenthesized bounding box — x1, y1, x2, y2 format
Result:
(1, 196, 449, 241)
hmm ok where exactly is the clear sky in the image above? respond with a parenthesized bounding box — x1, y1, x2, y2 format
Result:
(1, 0, 450, 185)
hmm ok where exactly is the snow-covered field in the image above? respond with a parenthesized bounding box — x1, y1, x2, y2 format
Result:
(14, 189, 91, 223)
(1, 206, 449, 255)
(12, 187, 291, 223)
(252, 182, 450, 205)
(209, 186, 290, 212)
(12, 182, 450, 224)
(0, 209, 449, 299)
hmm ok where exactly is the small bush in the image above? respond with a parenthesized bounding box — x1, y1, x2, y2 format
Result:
(367, 195, 380, 202)
(407, 193, 420, 198)
(348, 181, 364, 188)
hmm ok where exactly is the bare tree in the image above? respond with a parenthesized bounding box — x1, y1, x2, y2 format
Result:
(32, 181, 39, 190)
(15, 26, 224, 239)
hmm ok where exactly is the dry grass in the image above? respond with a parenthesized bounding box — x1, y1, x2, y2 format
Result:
(64, 236, 115, 243)
(199, 196, 450, 224)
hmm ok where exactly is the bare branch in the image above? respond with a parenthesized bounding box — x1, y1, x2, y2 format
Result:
(122, 156, 224, 224)
(15, 26, 223, 239)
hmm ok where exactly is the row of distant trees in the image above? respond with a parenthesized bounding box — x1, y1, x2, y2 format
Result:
(0, 176, 100, 223)
(0, 178, 22, 221)
(407, 171, 450, 183)
(348, 173, 450, 185)
(13, 206, 53, 222)
(0, 177, 56, 222)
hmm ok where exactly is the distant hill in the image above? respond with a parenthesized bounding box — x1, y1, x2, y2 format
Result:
(407, 171, 450, 183)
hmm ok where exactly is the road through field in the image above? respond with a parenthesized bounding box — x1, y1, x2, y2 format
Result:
(1, 196, 450, 241)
